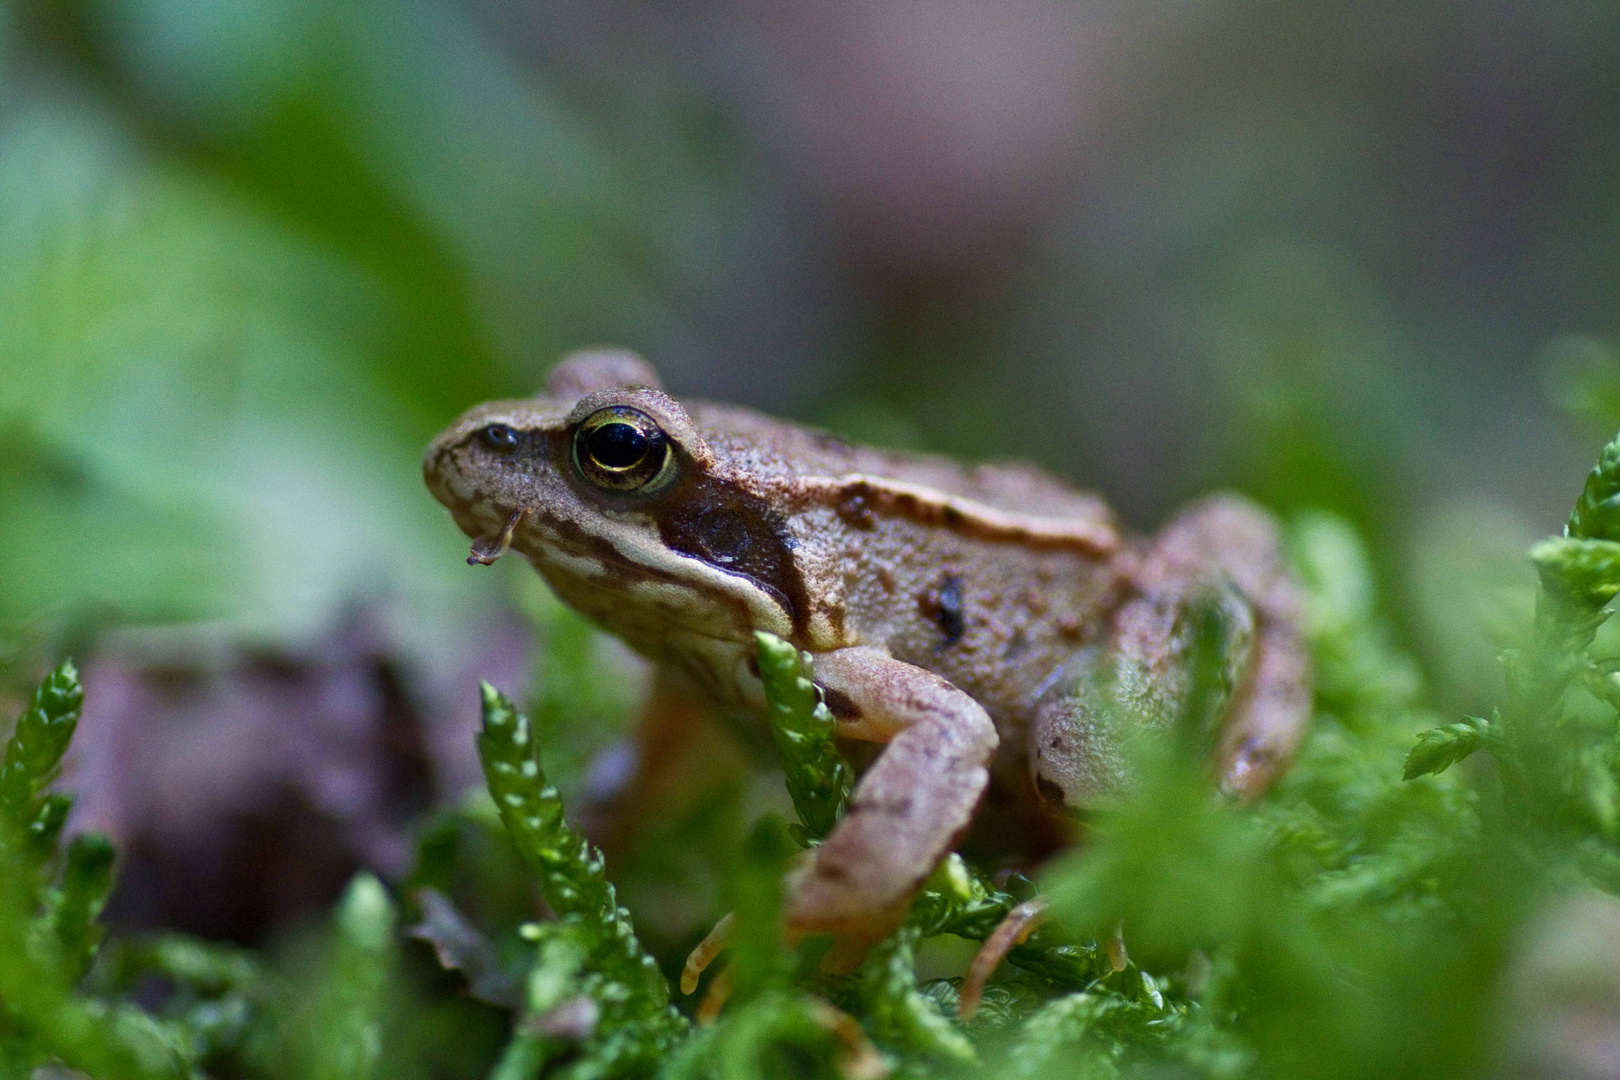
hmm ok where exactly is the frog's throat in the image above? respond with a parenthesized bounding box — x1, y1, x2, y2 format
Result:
(516, 513, 799, 647)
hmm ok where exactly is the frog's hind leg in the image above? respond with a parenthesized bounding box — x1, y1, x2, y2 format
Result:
(1136, 494, 1312, 797)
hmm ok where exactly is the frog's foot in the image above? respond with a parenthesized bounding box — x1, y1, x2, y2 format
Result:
(681, 911, 737, 995)
(958, 898, 1046, 1020)
(784, 647, 999, 970)
(1132, 494, 1312, 798)
(696, 963, 734, 1025)
(804, 999, 890, 1080)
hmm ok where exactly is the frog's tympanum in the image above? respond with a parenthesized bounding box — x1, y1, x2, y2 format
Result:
(424, 349, 1310, 958)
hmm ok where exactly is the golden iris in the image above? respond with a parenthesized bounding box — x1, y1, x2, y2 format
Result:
(573, 406, 672, 492)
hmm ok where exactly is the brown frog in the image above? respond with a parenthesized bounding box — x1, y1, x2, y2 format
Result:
(423, 349, 1310, 955)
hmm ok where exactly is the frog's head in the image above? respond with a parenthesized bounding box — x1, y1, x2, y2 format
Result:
(423, 350, 805, 665)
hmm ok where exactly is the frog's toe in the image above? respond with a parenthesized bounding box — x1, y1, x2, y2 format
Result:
(959, 898, 1046, 1019)
(681, 911, 736, 995)
(1216, 615, 1312, 798)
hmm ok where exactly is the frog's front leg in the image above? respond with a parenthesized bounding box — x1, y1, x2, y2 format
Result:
(785, 646, 998, 952)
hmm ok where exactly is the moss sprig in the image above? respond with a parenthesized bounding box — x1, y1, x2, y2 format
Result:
(0, 660, 83, 868)
(753, 632, 853, 844)
(476, 681, 688, 1074)
(1402, 426, 1620, 842)
(0, 661, 194, 1080)
(860, 925, 978, 1066)
(273, 874, 399, 1080)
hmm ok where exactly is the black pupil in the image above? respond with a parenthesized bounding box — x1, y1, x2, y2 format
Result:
(587, 421, 648, 470)
(482, 424, 518, 450)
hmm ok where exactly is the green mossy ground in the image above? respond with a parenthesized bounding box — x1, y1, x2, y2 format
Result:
(11, 432, 1620, 1079)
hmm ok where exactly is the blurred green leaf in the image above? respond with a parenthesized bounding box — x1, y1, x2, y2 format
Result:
(657, 991, 847, 1080)
(723, 815, 799, 1006)
(860, 925, 977, 1065)
(48, 831, 115, 982)
(1540, 334, 1620, 437)
(1402, 715, 1493, 780)
(1531, 536, 1620, 608)
(275, 872, 399, 1080)
(1568, 430, 1620, 542)
(987, 992, 1144, 1080)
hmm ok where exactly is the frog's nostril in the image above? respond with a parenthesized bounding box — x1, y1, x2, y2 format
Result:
(480, 424, 520, 453)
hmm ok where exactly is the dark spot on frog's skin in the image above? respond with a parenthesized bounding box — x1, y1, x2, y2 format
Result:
(820, 686, 861, 721)
(942, 504, 964, 527)
(933, 575, 966, 647)
(837, 485, 876, 530)
(1035, 775, 1067, 804)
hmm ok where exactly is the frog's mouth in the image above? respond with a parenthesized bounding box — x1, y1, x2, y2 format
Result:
(466, 507, 527, 566)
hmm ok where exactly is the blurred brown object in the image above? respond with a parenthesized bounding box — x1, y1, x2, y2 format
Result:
(62, 606, 529, 945)
(723, 0, 1106, 273)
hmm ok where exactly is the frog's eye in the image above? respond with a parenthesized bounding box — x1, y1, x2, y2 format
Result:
(573, 406, 674, 493)
(479, 424, 520, 453)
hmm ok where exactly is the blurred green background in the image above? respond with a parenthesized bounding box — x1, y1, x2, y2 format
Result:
(3, 0, 1619, 829)
(5, 0, 1616, 651)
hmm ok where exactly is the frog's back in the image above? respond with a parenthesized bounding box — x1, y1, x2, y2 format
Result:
(687, 401, 1119, 533)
